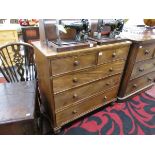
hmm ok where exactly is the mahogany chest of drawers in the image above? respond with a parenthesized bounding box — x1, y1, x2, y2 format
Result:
(33, 41, 131, 133)
(118, 33, 155, 100)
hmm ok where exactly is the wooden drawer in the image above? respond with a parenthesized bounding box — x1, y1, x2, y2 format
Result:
(51, 53, 97, 76)
(56, 86, 119, 126)
(126, 71, 155, 95)
(131, 58, 155, 79)
(0, 31, 17, 40)
(53, 60, 125, 93)
(54, 74, 121, 111)
(136, 44, 155, 62)
(97, 46, 129, 65)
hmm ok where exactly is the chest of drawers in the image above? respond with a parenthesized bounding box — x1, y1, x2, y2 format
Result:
(33, 41, 131, 133)
(118, 35, 155, 100)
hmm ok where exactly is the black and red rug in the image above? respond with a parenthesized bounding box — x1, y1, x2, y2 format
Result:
(60, 92, 155, 135)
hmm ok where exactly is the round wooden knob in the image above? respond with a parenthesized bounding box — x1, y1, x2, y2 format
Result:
(104, 96, 107, 100)
(73, 77, 78, 83)
(73, 60, 79, 66)
(109, 68, 113, 72)
(112, 52, 116, 58)
(73, 93, 78, 99)
(72, 110, 77, 114)
(106, 82, 110, 86)
(139, 68, 144, 72)
(144, 49, 150, 55)
(133, 84, 137, 88)
(147, 77, 152, 82)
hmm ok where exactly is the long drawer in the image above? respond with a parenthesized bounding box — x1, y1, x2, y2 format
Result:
(54, 74, 121, 111)
(97, 46, 129, 65)
(136, 44, 155, 62)
(131, 58, 155, 80)
(52, 60, 125, 93)
(56, 86, 119, 126)
(126, 71, 155, 95)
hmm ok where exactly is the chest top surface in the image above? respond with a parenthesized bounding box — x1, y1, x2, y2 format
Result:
(32, 40, 132, 59)
(120, 29, 155, 43)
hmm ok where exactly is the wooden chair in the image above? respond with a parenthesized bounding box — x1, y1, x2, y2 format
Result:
(0, 42, 42, 134)
(0, 42, 36, 82)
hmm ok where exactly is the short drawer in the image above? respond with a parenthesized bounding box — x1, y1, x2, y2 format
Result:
(0, 31, 17, 40)
(54, 74, 121, 111)
(53, 60, 125, 93)
(56, 86, 118, 126)
(136, 44, 155, 62)
(126, 71, 155, 95)
(51, 53, 97, 76)
(97, 46, 129, 65)
(131, 58, 155, 79)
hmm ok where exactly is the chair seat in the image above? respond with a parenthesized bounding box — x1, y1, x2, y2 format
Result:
(0, 80, 37, 134)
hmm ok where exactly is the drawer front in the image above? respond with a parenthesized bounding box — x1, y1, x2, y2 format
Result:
(56, 86, 118, 126)
(0, 31, 17, 40)
(54, 74, 121, 111)
(97, 46, 129, 65)
(51, 53, 97, 76)
(136, 44, 155, 62)
(53, 60, 125, 93)
(131, 58, 155, 79)
(126, 71, 155, 95)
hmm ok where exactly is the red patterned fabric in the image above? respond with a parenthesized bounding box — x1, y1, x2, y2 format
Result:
(146, 86, 155, 98)
(60, 93, 155, 135)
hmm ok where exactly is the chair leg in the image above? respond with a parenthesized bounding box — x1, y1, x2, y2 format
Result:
(35, 80, 53, 134)
(34, 81, 43, 134)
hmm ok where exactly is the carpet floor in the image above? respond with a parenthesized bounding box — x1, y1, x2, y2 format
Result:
(146, 86, 155, 98)
(60, 92, 155, 135)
